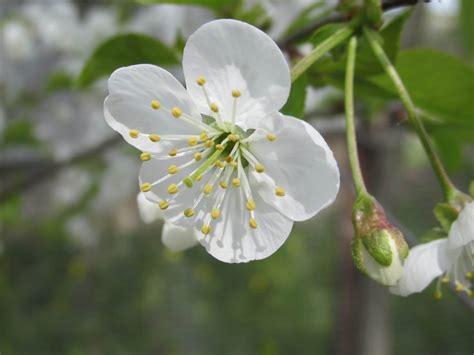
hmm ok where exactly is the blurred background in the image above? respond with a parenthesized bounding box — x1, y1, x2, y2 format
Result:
(0, 0, 473, 354)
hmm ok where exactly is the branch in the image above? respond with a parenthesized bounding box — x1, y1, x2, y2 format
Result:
(277, 0, 423, 48)
(0, 135, 121, 203)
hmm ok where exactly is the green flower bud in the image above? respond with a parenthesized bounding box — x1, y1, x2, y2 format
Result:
(351, 195, 409, 286)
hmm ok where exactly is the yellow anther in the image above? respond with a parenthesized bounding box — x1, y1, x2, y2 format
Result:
(232, 178, 241, 187)
(215, 160, 225, 169)
(200, 132, 209, 141)
(150, 100, 161, 109)
(246, 200, 256, 211)
(216, 144, 224, 151)
(266, 133, 276, 141)
(255, 164, 265, 173)
(232, 89, 241, 98)
(196, 175, 203, 181)
(129, 129, 139, 138)
(210, 102, 219, 113)
(159, 200, 169, 210)
(203, 184, 213, 194)
(219, 181, 228, 189)
(167, 165, 178, 174)
(194, 152, 202, 161)
(466, 289, 473, 297)
(183, 177, 193, 188)
(466, 272, 473, 280)
(167, 184, 178, 194)
(211, 208, 220, 219)
(188, 137, 198, 146)
(275, 187, 286, 197)
(441, 276, 450, 283)
(434, 289, 442, 300)
(249, 218, 257, 229)
(205, 140, 214, 148)
(140, 182, 151, 192)
(228, 134, 239, 142)
(201, 224, 211, 235)
(169, 148, 177, 157)
(184, 208, 195, 217)
(455, 282, 464, 292)
(225, 156, 233, 163)
(140, 152, 151, 161)
(149, 134, 161, 142)
(171, 107, 182, 118)
(229, 161, 237, 168)
(196, 76, 206, 86)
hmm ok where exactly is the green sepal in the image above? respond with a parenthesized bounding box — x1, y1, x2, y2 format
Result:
(420, 227, 448, 244)
(433, 202, 460, 232)
(362, 229, 392, 266)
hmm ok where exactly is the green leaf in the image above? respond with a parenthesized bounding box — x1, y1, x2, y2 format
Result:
(281, 74, 308, 118)
(469, 181, 474, 198)
(373, 49, 474, 125)
(433, 202, 459, 232)
(419, 227, 447, 244)
(461, 0, 474, 59)
(45, 71, 74, 93)
(77, 33, 179, 88)
(1, 120, 40, 147)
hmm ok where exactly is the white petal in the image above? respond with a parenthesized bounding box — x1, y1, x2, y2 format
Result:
(390, 239, 449, 297)
(162, 221, 199, 252)
(249, 113, 340, 221)
(183, 19, 290, 128)
(136, 192, 163, 224)
(196, 184, 294, 263)
(139, 154, 208, 227)
(104, 64, 201, 153)
(448, 201, 474, 250)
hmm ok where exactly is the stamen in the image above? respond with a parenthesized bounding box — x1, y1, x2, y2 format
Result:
(171, 107, 182, 118)
(194, 152, 202, 161)
(232, 89, 241, 98)
(188, 137, 198, 146)
(216, 144, 224, 151)
(140, 152, 151, 161)
(150, 100, 161, 110)
(149, 134, 161, 142)
(159, 200, 169, 210)
(167, 165, 178, 174)
(255, 164, 265, 173)
(275, 187, 286, 197)
(232, 178, 241, 187)
(200, 132, 209, 142)
(169, 148, 177, 157)
(210, 102, 219, 113)
(140, 182, 151, 192)
(184, 208, 194, 217)
(249, 218, 257, 229)
(219, 181, 228, 189)
(215, 160, 225, 169)
(228, 134, 239, 142)
(196, 76, 206, 86)
(205, 140, 215, 148)
(167, 184, 178, 194)
(246, 200, 256, 211)
(211, 208, 220, 219)
(201, 224, 211, 235)
(266, 133, 276, 141)
(203, 184, 213, 194)
(129, 129, 139, 138)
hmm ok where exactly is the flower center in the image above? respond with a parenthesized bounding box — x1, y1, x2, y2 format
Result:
(132, 75, 286, 237)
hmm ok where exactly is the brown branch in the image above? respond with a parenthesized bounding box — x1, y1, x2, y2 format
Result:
(0, 135, 121, 203)
(277, 0, 423, 48)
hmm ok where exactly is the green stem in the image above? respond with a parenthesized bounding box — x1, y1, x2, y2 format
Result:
(291, 26, 354, 83)
(363, 27, 458, 202)
(345, 36, 368, 197)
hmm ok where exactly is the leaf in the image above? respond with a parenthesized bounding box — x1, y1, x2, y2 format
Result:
(77, 33, 179, 88)
(1, 120, 40, 147)
(45, 71, 74, 93)
(469, 181, 474, 198)
(281, 74, 308, 118)
(461, 0, 474, 59)
(372, 49, 474, 125)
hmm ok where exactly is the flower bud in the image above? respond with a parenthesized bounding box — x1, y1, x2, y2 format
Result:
(351, 196, 409, 286)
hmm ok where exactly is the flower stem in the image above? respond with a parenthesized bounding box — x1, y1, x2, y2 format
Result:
(345, 36, 368, 197)
(291, 26, 354, 83)
(363, 27, 459, 202)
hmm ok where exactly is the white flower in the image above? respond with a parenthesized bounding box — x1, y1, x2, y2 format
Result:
(104, 19, 340, 263)
(137, 192, 199, 252)
(391, 201, 474, 297)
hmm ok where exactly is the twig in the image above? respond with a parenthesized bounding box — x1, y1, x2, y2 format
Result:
(0, 135, 121, 203)
(277, 0, 421, 48)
